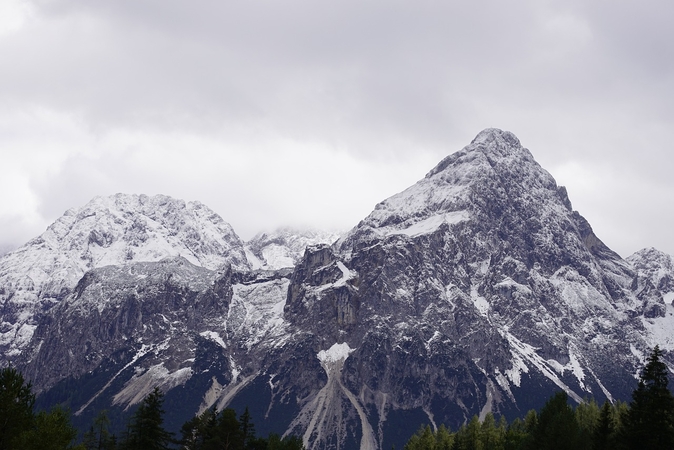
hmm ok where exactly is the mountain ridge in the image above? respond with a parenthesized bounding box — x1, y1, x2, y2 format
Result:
(1, 128, 673, 450)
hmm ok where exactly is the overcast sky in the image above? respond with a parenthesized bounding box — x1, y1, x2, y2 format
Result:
(0, 0, 672, 258)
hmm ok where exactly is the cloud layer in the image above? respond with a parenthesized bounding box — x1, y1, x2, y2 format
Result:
(1, 0, 672, 257)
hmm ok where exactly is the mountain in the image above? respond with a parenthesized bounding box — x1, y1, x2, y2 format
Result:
(628, 247, 674, 305)
(3, 129, 674, 450)
(245, 227, 342, 270)
(626, 247, 674, 353)
(0, 193, 248, 361)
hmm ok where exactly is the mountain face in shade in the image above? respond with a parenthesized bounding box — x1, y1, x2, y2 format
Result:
(3, 129, 673, 450)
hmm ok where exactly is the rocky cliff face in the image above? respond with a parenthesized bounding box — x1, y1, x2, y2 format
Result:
(4, 129, 674, 450)
(0, 193, 248, 360)
(245, 227, 342, 270)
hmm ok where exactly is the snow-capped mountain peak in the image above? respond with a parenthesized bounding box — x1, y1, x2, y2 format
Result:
(340, 128, 570, 249)
(0, 193, 248, 359)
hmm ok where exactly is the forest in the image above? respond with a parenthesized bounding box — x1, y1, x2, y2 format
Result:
(1, 346, 673, 450)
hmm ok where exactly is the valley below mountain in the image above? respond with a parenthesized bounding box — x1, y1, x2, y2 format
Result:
(1, 128, 673, 450)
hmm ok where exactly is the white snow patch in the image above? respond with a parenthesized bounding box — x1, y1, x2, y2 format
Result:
(641, 303, 674, 351)
(317, 342, 354, 363)
(425, 331, 442, 353)
(383, 211, 470, 237)
(260, 244, 295, 269)
(505, 332, 583, 403)
(334, 261, 355, 287)
(494, 368, 515, 402)
(664, 292, 674, 305)
(244, 247, 264, 270)
(548, 350, 587, 390)
(471, 286, 490, 317)
(200, 330, 226, 349)
(229, 356, 241, 384)
(587, 367, 614, 403)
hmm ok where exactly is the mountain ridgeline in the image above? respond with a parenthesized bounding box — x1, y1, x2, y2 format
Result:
(1, 129, 673, 450)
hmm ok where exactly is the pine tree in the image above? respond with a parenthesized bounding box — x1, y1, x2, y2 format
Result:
(83, 410, 116, 450)
(528, 391, 579, 450)
(240, 407, 256, 449)
(575, 398, 599, 450)
(593, 401, 614, 450)
(120, 387, 173, 450)
(219, 408, 244, 450)
(504, 417, 527, 450)
(480, 412, 505, 449)
(180, 406, 217, 450)
(0, 365, 35, 450)
(435, 424, 454, 450)
(622, 345, 674, 449)
(14, 406, 83, 450)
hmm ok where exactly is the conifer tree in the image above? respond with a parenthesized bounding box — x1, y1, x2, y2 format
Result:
(435, 424, 454, 450)
(180, 406, 217, 450)
(0, 365, 35, 450)
(83, 410, 116, 450)
(504, 417, 527, 450)
(622, 345, 674, 449)
(14, 406, 83, 450)
(120, 387, 173, 450)
(240, 407, 256, 449)
(528, 391, 579, 450)
(593, 401, 615, 450)
(575, 398, 599, 450)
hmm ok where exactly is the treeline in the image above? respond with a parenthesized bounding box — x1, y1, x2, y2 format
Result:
(404, 346, 674, 450)
(0, 367, 302, 450)
(3, 346, 673, 449)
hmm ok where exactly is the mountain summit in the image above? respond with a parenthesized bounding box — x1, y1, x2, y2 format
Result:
(2, 129, 673, 450)
(0, 193, 248, 359)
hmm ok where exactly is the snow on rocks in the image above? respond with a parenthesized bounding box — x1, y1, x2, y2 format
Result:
(317, 342, 355, 364)
(0, 193, 249, 361)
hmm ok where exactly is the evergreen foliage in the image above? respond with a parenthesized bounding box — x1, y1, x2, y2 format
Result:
(402, 346, 674, 450)
(14, 406, 83, 450)
(176, 403, 304, 450)
(83, 410, 116, 450)
(592, 401, 616, 450)
(3, 348, 674, 450)
(119, 387, 173, 450)
(0, 366, 82, 449)
(0, 365, 35, 449)
(622, 345, 674, 449)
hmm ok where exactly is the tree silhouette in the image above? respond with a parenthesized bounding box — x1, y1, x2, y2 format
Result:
(0, 366, 35, 450)
(120, 387, 173, 450)
(622, 345, 674, 449)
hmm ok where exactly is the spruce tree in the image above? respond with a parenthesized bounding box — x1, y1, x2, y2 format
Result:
(240, 407, 256, 449)
(83, 410, 116, 450)
(593, 401, 614, 450)
(622, 345, 674, 449)
(0, 366, 35, 450)
(528, 391, 579, 450)
(14, 406, 82, 450)
(120, 387, 173, 450)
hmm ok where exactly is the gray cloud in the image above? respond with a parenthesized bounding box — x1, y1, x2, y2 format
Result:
(0, 0, 672, 256)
